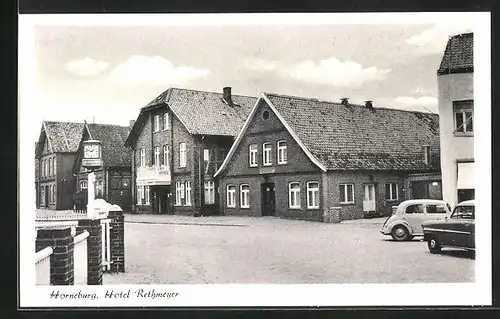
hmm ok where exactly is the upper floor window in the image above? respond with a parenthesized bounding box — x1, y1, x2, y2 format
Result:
(240, 184, 250, 208)
(204, 149, 210, 173)
(339, 184, 354, 204)
(249, 144, 258, 167)
(307, 182, 319, 209)
(52, 158, 56, 175)
(453, 100, 473, 135)
(289, 182, 301, 209)
(140, 149, 146, 167)
(179, 143, 187, 168)
(204, 181, 215, 204)
(153, 115, 160, 132)
(185, 181, 192, 206)
(263, 142, 272, 166)
(163, 145, 170, 168)
(163, 112, 170, 130)
(47, 158, 51, 176)
(154, 146, 160, 167)
(385, 183, 399, 201)
(226, 185, 236, 208)
(277, 140, 287, 164)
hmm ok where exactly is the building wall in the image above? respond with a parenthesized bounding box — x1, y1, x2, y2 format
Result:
(325, 171, 407, 220)
(437, 72, 474, 207)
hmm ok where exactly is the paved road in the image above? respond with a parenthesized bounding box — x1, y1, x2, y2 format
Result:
(103, 215, 474, 284)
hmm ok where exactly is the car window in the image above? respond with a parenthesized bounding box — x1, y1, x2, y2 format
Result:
(451, 205, 475, 219)
(405, 204, 424, 214)
(426, 204, 448, 214)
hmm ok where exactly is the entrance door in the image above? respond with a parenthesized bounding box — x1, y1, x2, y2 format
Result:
(363, 184, 376, 212)
(261, 183, 276, 216)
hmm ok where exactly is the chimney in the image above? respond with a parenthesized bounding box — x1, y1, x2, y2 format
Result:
(340, 97, 349, 106)
(365, 100, 374, 110)
(223, 87, 233, 106)
(422, 145, 431, 164)
(129, 120, 136, 128)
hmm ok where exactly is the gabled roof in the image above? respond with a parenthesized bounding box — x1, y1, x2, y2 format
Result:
(85, 123, 132, 167)
(125, 87, 257, 146)
(437, 32, 473, 75)
(35, 121, 85, 156)
(215, 93, 440, 175)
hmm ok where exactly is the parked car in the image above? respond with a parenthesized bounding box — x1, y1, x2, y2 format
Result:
(380, 199, 451, 241)
(422, 200, 475, 254)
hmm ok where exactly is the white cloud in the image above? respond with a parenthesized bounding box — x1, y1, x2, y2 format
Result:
(243, 58, 279, 71)
(109, 55, 210, 87)
(377, 96, 438, 113)
(64, 58, 109, 76)
(405, 24, 473, 55)
(284, 57, 391, 87)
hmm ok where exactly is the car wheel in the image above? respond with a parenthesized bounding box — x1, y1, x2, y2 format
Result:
(391, 225, 410, 241)
(427, 237, 442, 254)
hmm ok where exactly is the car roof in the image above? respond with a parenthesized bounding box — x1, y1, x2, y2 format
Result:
(456, 200, 475, 206)
(400, 199, 449, 205)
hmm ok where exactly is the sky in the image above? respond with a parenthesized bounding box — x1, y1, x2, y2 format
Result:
(31, 15, 474, 144)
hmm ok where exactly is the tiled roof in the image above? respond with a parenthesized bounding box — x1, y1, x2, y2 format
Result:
(437, 32, 473, 75)
(86, 123, 132, 167)
(266, 93, 441, 172)
(146, 88, 257, 136)
(42, 121, 85, 153)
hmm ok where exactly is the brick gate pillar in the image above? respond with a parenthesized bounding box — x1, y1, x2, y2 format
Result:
(108, 211, 125, 273)
(36, 227, 75, 285)
(78, 219, 102, 285)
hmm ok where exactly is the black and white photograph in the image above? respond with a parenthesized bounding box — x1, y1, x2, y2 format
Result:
(18, 12, 491, 307)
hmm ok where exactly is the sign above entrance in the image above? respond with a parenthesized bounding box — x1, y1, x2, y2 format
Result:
(259, 167, 276, 175)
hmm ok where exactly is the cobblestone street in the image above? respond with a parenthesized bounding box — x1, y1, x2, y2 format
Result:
(103, 214, 475, 284)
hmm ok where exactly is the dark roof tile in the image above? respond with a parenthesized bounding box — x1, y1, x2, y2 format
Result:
(43, 121, 85, 153)
(438, 32, 473, 75)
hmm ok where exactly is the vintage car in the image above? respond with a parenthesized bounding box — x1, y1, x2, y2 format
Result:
(422, 200, 475, 254)
(380, 199, 451, 241)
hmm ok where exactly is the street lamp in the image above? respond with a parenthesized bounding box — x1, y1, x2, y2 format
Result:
(82, 140, 103, 219)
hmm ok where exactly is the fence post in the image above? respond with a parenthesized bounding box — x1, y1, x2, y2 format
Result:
(108, 211, 125, 273)
(78, 219, 103, 285)
(35, 227, 75, 285)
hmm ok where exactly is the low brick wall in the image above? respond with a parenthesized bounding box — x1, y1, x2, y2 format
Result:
(36, 227, 75, 285)
(78, 219, 102, 285)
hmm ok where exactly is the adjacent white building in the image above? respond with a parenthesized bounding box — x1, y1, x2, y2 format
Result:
(437, 32, 474, 208)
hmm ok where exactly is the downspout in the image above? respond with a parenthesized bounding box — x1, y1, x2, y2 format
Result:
(170, 105, 174, 214)
(150, 112, 154, 213)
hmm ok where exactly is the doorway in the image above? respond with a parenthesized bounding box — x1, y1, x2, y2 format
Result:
(363, 184, 376, 213)
(261, 182, 276, 216)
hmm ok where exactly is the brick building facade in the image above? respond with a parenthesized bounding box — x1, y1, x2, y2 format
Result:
(215, 93, 442, 221)
(125, 87, 257, 215)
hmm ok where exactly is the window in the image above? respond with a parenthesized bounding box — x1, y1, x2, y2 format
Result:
(339, 184, 354, 204)
(204, 149, 210, 173)
(175, 181, 183, 205)
(42, 159, 45, 177)
(179, 143, 186, 168)
(163, 145, 169, 168)
(307, 182, 319, 209)
(406, 204, 424, 214)
(137, 186, 144, 204)
(140, 149, 146, 167)
(249, 144, 258, 167)
(277, 141, 287, 164)
(204, 181, 215, 204)
(144, 186, 150, 205)
(52, 158, 56, 175)
(47, 158, 51, 176)
(426, 204, 448, 214)
(80, 180, 88, 190)
(163, 112, 170, 130)
(40, 186, 45, 206)
(226, 185, 236, 207)
(154, 146, 160, 167)
(289, 183, 301, 208)
(52, 185, 56, 203)
(240, 184, 250, 208)
(262, 110, 270, 120)
(263, 142, 272, 166)
(153, 115, 160, 132)
(385, 183, 399, 201)
(453, 100, 474, 134)
(48, 185, 52, 204)
(185, 181, 192, 206)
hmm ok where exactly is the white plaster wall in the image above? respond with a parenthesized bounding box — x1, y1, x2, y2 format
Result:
(437, 72, 474, 207)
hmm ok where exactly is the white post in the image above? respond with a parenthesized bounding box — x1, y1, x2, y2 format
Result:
(87, 172, 96, 219)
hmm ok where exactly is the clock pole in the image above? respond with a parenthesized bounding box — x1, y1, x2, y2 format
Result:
(87, 170, 96, 219)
